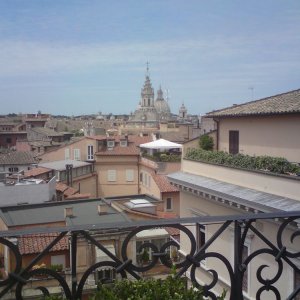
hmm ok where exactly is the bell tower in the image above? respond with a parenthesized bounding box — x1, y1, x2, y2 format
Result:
(141, 62, 154, 108)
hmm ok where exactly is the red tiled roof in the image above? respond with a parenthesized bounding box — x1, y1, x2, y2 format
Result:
(87, 135, 107, 141)
(89, 135, 152, 145)
(24, 167, 52, 178)
(18, 233, 69, 255)
(94, 135, 153, 156)
(96, 143, 140, 156)
(56, 182, 69, 193)
(156, 211, 178, 219)
(56, 183, 77, 196)
(63, 186, 78, 197)
(0, 151, 36, 165)
(165, 227, 180, 236)
(152, 174, 179, 193)
(206, 89, 300, 117)
(128, 135, 152, 145)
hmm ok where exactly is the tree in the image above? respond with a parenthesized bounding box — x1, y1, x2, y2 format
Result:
(199, 134, 214, 151)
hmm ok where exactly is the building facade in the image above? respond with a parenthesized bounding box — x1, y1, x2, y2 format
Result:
(168, 89, 300, 299)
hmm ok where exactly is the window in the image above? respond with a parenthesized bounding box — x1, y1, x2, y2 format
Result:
(8, 167, 18, 173)
(229, 130, 239, 154)
(140, 172, 143, 183)
(65, 148, 70, 160)
(107, 170, 117, 182)
(60, 171, 66, 181)
(73, 149, 80, 160)
(77, 167, 83, 176)
(120, 140, 127, 147)
(107, 140, 115, 148)
(6, 138, 12, 144)
(51, 254, 65, 268)
(166, 198, 172, 211)
(87, 145, 94, 160)
(136, 238, 167, 264)
(97, 268, 116, 284)
(126, 169, 134, 182)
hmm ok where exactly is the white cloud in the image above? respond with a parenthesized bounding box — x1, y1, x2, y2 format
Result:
(0, 29, 299, 78)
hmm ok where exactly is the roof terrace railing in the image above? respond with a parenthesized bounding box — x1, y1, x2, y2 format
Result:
(0, 210, 299, 299)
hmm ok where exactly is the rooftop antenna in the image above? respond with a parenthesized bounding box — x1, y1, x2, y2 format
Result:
(249, 86, 254, 101)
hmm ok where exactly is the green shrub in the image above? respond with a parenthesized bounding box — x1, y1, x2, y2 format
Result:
(141, 249, 150, 263)
(89, 276, 226, 300)
(185, 149, 300, 175)
(49, 264, 63, 272)
(199, 135, 214, 151)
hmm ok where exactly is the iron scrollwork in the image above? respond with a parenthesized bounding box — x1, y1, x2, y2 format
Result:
(0, 212, 299, 299)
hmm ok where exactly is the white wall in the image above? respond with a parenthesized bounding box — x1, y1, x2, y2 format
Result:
(0, 176, 56, 206)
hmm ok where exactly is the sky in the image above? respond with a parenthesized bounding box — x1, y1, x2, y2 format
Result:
(0, 0, 299, 116)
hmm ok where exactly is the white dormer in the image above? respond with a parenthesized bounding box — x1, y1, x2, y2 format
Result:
(120, 140, 128, 147)
(107, 140, 115, 149)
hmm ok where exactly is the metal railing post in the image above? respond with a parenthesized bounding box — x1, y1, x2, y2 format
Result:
(71, 232, 78, 299)
(233, 220, 243, 300)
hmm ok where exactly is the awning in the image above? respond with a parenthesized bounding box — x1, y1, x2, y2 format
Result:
(139, 139, 182, 150)
(95, 244, 116, 263)
(136, 228, 169, 239)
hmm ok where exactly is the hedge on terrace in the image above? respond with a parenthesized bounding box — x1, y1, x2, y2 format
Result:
(185, 149, 300, 175)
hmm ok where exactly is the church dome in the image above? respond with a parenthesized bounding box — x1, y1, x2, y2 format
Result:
(154, 87, 171, 114)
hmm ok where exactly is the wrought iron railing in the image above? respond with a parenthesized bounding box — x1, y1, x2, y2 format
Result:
(0, 210, 299, 299)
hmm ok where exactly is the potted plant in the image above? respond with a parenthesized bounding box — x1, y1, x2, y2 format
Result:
(141, 249, 150, 265)
(171, 248, 179, 262)
(50, 264, 63, 273)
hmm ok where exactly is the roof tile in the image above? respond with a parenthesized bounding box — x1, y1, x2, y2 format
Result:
(152, 174, 179, 193)
(18, 233, 69, 255)
(0, 151, 36, 165)
(206, 89, 300, 117)
(24, 167, 52, 178)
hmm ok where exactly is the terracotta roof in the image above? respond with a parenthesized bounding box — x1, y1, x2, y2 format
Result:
(152, 174, 179, 193)
(160, 131, 187, 143)
(90, 135, 152, 145)
(96, 143, 140, 156)
(56, 183, 77, 196)
(156, 211, 178, 219)
(63, 187, 78, 197)
(29, 140, 61, 147)
(30, 127, 64, 137)
(0, 151, 36, 165)
(128, 135, 152, 145)
(165, 227, 180, 236)
(18, 233, 69, 255)
(56, 182, 69, 193)
(24, 167, 52, 178)
(206, 89, 300, 118)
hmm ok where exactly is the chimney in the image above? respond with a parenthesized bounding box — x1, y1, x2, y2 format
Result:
(64, 207, 74, 218)
(98, 204, 107, 215)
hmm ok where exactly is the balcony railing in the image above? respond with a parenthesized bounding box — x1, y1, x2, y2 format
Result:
(0, 211, 299, 299)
